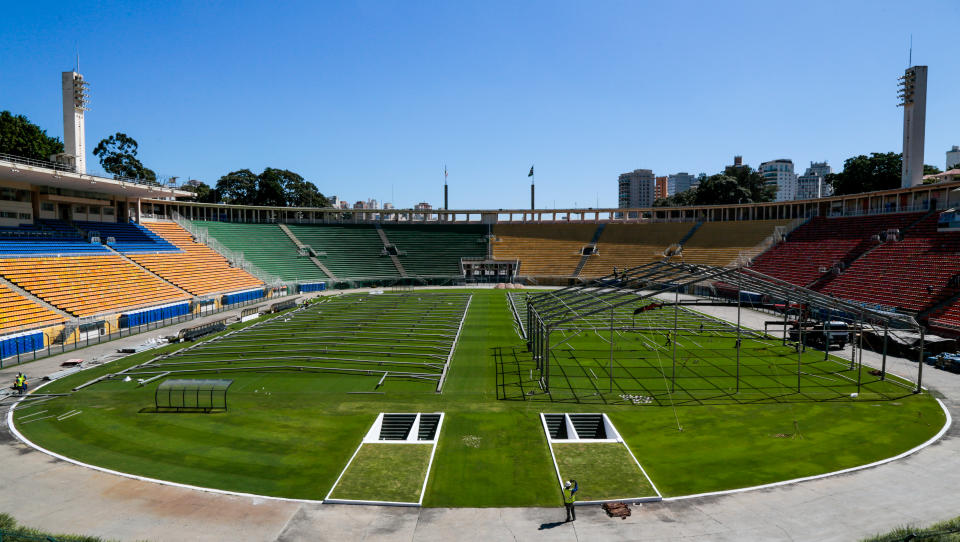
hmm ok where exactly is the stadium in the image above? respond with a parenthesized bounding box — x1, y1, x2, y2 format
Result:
(2, 6, 960, 542)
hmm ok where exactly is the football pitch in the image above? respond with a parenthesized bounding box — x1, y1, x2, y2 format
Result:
(12, 289, 947, 505)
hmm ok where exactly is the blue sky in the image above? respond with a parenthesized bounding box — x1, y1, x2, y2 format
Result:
(2, 0, 958, 209)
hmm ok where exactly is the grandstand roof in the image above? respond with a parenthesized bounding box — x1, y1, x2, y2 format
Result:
(0, 157, 192, 199)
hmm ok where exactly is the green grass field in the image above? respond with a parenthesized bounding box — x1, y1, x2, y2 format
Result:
(12, 289, 947, 506)
(329, 443, 432, 503)
(552, 442, 657, 501)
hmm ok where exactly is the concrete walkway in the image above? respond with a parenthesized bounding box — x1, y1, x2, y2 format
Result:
(1, 291, 957, 541)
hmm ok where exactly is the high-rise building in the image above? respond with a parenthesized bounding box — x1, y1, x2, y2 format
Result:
(796, 161, 833, 200)
(899, 65, 928, 188)
(618, 169, 655, 208)
(59, 71, 89, 174)
(654, 176, 668, 200)
(667, 172, 697, 196)
(948, 146, 960, 170)
(759, 159, 797, 202)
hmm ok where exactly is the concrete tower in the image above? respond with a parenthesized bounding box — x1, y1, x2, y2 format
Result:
(61, 71, 89, 174)
(948, 146, 960, 170)
(898, 65, 927, 188)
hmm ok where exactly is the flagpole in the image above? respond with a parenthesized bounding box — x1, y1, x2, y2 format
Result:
(444, 165, 448, 211)
(530, 165, 535, 210)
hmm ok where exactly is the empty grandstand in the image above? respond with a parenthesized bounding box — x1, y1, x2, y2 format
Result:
(678, 219, 794, 266)
(382, 224, 487, 277)
(285, 224, 401, 280)
(0, 283, 65, 333)
(192, 222, 328, 282)
(131, 222, 264, 295)
(0, 255, 190, 317)
(580, 222, 693, 277)
(749, 213, 925, 287)
(493, 224, 596, 278)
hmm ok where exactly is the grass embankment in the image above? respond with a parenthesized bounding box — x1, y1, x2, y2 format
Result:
(13, 290, 947, 506)
(330, 443, 432, 502)
(552, 442, 656, 501)
(0, 513, 107, 542)
(862, 515, 960, 541)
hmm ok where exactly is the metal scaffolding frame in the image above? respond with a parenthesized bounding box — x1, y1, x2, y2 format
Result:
(526, 260, 925, 396)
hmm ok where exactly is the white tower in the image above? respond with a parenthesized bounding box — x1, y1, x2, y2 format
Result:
(898, 65, 927, 188)
(61, 71, 89, 174)
(948, 146, 960, 170)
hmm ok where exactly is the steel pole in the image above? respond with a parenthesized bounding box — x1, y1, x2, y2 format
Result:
(672, 286, 679, 393)
(916, 329, 925, 394)
(736, 268, 742, 393)
(881, 323, 888, 381)
(609, 308, 614, 393)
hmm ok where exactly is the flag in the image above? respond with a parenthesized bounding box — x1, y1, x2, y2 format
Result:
(528, 165, 534, 177)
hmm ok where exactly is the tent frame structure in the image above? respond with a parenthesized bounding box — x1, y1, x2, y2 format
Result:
(525, 260, 925, 396)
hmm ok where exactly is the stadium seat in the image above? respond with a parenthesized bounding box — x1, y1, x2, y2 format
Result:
(130, 222, 264, 295)
(0, 255, 190, 317)
(820, 213, 960, 312)
(749, 213, 924, 287)
(580, 223, 693, 277)
(493, 224, 596, 277)
(381, 224, 487, 276)
(285, 224, 400, 279)
(679, 219, 793, 266)
(192, 222, 328, 281)
(0, 283, 65, 334)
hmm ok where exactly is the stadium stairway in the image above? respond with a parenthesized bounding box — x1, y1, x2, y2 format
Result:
(136, 222, 265, 296)
(493, 223, 596, 278)
(276, 224, 337, 279)
(580, 222, 693, 277)
(100, 243, 193, 299)
(374, 225, 408, 277)
(573, 224, 606, 277)
(194, 222, 329, 282)
(0, 276, 68, 335)
(808, 210, 935, 291)
(381, 224, 487, 278)
(285, 224, 400, 280)
(0, 255, 191, 318)
(748, 213, 924, 287)
(819, 212, 960, 312)
(679, 219, 793, 267)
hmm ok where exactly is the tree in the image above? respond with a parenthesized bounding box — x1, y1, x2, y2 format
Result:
(181, 181, 219, 203)
(826, 152, 901, 195)
(652, 167, 773, 207)
(923, 164, 942, 175)
(93, 133, 156, 181)
(215, 169, 260, 205)
(285, 175, 329, 207)
(0, 111, 64, 160)
(214, 168, 329, 207)
(722, 165, 776, 203)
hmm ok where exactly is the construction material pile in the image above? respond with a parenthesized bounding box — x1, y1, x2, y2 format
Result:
(602, 501, 632, 520)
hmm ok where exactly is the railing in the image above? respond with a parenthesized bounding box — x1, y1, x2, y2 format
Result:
(0, 295, 278, 368)
(733, 216, 809, 268)
(170, 212, 285, 287)
(0, 151, 75, 172)
(0, 152, 184, 190)
(826, 201, 945, 218)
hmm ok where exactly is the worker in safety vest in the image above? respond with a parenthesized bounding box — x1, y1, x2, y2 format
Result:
(563, 480, 577, 522)
(14, 374, 25, 395)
